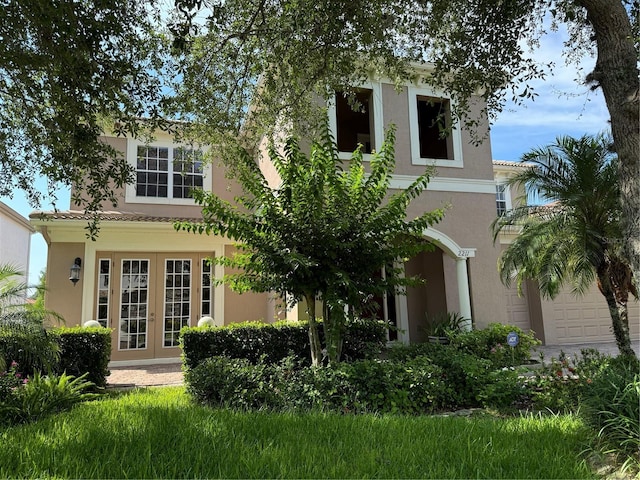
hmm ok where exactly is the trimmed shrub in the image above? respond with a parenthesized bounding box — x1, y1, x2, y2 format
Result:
(54, 327, 112, 388)
(450, 323, 540, 367)
(180, 319, 386, 369)
(186, 354, 480, 414)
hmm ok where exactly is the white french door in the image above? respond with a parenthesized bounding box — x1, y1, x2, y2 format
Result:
(102, 253, 213, 362)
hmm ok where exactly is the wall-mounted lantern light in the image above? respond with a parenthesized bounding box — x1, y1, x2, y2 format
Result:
(69, 257, 82, 286)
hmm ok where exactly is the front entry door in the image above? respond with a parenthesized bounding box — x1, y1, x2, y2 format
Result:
(108, 253, 213, 362)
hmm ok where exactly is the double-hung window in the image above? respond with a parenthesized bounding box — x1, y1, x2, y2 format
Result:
(495, 183, 510, 216)
(126, 140, 209, 204)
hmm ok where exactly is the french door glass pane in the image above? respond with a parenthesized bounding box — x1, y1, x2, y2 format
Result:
(164, 259, 191, 347)
(119, 259, 150, 350)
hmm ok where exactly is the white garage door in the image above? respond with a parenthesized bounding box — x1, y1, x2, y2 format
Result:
(551, 283, 639, 344)
(503, 282, 532, 333)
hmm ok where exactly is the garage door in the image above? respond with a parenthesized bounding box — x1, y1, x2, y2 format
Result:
(550, 283, 639, 344)
(503, 282, 532, 333)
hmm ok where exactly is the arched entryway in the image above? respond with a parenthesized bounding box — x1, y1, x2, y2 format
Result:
(394, 228, 475, 343)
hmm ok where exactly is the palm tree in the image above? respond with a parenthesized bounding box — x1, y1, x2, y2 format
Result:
(0, 264, 61, 374)
(492, 134, 637, 358)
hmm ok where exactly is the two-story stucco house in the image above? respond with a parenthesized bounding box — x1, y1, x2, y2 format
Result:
(30, 71, 637, 365)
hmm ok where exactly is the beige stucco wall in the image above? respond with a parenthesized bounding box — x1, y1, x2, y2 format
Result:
(405, 188, 509, 329)
(382, 83, 493, 180)
(44, 242, 85, 327)
(222, 244, 273, 324)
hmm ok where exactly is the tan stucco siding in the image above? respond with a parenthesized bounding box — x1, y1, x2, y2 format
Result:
(405, 188, 508, 329)
(44, 242, 85, 327)
(381, 84, 493, 180)
(222, 244, 272, 324)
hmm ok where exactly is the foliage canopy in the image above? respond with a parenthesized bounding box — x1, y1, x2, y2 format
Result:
(176, 125, 445, 364)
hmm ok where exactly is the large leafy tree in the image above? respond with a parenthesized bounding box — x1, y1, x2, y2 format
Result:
(170, 0, 639, 301)
(175, 126, 445, 366)
(492, 134, 637, 358)
(0, 0, 167, 235)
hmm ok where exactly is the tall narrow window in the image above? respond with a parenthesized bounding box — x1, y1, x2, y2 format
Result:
(201, 259, 213, 317)
(96, 259, 111, 328)
(119, 259, 149, 350)
(163, 259, 192, 347)
(496, 184, 508, 216)
(336, 89, 374, 153)
(417, 96, 451, 160)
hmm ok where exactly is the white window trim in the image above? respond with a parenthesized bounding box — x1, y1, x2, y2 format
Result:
(125, 139, 212, 205)
(495, 177, 513, 214)
(327, 81, 384, 161)
(408, 85, 464, 168)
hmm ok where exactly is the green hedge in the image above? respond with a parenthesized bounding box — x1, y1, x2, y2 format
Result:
(54, 327, 112, 388)
(180, 319, 387, 369)
(185, 352, 529, 414)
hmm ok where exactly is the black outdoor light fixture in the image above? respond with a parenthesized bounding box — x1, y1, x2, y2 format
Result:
(69, 257, 82, 286)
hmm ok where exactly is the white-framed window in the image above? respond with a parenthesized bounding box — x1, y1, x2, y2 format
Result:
(496, 183, 511, 216)
(201, 258, 213, 318)
(163, 259, 192, 348)
(125, 140, 211, 204)
(96, 258, 111, 328)
(328, 82, 384, 161)
(408, 85, 464, 168)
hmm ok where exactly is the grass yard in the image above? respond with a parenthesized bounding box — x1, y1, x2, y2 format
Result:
(0, 387, 595, 479)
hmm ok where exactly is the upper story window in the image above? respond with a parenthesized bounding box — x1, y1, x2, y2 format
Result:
(328, 82, 384, 160)
(126, 140, 210, 205)
(335, 90, 374, 154)
(408, 85, 464, 168)
(496, 183, 509, 216)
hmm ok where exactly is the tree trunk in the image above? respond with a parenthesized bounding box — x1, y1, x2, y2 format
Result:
(597, 263, 635, 358)
(322, 300, 344, 365)
(305, 293, 323, 367)
(577, 0, 640, 293)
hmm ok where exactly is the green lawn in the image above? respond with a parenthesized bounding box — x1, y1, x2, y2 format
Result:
(0, 387, 595, 479)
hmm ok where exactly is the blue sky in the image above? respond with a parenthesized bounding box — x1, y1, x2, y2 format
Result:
(1, 26, 609, 286)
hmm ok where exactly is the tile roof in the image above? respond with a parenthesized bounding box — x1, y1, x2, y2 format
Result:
(28, 210, 202, 223)
(492, 160, 532, 168)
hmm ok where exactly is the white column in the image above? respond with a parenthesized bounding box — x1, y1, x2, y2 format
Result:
(456, 257, 472, 331)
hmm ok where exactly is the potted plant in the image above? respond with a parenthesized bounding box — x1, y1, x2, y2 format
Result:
(423, 311, 466, 344)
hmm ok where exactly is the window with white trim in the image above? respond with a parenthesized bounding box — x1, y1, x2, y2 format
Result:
(496, 183, 508, 216)
(201, 258, 213, 317)
(328, 83, 384, 160)
(126, 140, 210, 204)
(408, 85, 463, 167)
(96, 259, 111, 328)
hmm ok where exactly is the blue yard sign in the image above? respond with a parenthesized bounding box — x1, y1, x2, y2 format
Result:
(507, 332, 519, 348)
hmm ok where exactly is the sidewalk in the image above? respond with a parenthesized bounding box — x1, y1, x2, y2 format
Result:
(105, 341, 639, 388)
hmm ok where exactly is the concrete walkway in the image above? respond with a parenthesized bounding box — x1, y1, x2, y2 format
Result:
(106, 341, 639, 388)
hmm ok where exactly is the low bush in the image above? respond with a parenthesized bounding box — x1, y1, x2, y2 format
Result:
(54, 327, 112, 388)
(187, 352, 508, 414)
(450, 323, 540, 367)
(180, 319, 386, 369)
(0, 371, 97, 425)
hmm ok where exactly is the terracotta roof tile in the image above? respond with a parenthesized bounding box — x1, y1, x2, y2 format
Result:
(29, 210, 202, 223)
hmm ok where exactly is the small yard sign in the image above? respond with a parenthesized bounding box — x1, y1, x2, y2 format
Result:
(506, 332, 519, 348)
